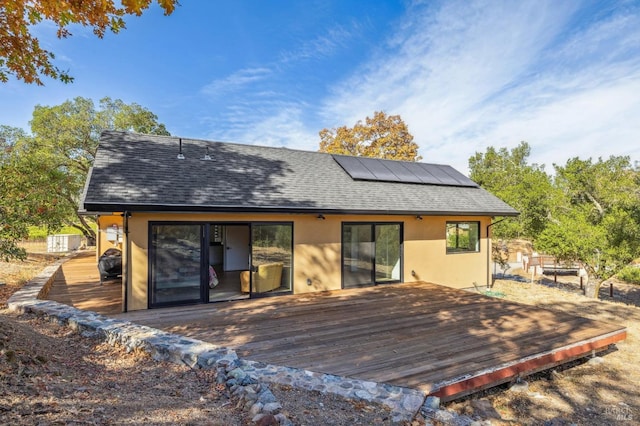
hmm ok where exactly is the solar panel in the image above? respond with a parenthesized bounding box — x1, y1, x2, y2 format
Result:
(382, 161, 423, 184)
(332, 155, 478, 187)
(333, 155, 377, 180)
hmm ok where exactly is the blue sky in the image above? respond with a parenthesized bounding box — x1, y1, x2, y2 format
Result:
(1, 0, 639, 174)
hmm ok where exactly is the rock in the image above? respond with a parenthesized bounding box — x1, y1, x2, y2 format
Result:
(262, 402, 282, 414)
(433, 410, 456, 423)
(248, 402, 263, 417)
(422, 396, 440, 411)
(587, 356, 605, 366)
(229, 367, 247, 380)
(509, 379, 529, 393)
(258, 389, 277, 404)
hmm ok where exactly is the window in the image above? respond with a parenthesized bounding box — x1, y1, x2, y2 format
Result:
(446, 221, 480, 253)
(251, 223, 293, 295)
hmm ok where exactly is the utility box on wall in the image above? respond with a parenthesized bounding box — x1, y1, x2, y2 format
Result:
(105, 224, 122, 244)
(47, 234, 82, 253)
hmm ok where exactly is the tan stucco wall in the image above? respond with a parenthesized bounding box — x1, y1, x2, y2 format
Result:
(96, 215, 124, 259)
(404, 216, 491, 288)
(121, 212, 492, 311)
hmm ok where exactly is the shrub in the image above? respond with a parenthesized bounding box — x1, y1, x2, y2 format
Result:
(617, 266, 640, 285)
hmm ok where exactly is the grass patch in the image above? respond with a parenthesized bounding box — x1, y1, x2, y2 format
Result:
(617, 266, 640, 285)
(28, 226, 85, 239)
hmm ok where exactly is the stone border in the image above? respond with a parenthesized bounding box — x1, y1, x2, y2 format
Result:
(6, 257, 428, 423)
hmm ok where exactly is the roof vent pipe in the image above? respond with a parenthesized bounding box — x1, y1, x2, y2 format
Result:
(177, 138, 185, 160)
(202, 146, 212, 161)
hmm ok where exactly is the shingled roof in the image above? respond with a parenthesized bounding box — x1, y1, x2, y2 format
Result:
(81, 131, 518, 217)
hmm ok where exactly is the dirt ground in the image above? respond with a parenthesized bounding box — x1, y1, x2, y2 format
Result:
(445, 269, 640, 425)
(2, 256, 639, 425)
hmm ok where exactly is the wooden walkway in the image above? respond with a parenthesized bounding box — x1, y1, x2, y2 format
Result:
(46, 251, 122, 315)
(47, 253, 627, 400)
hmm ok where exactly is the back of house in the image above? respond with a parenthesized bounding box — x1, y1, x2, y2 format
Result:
(81, 131, 518, 311)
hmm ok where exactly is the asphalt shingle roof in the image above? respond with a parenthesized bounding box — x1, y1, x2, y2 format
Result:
(81, 131, 519, 217)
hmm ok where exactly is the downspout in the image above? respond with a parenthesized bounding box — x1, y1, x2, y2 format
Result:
(122, 211, 131, 313)
(486, 217, 509, 289)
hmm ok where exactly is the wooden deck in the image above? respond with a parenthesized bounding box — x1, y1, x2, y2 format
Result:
(48, 253, 627, 401)
(46, 251, 123, 315)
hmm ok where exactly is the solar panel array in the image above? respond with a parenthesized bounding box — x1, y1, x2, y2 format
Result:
(332, 155, 478, 187)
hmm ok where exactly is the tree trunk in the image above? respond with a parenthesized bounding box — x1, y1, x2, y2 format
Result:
(584, 276, 602, 298)
(71, 214, 97, 246)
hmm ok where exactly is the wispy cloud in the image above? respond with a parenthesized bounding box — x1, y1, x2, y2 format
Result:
(278, 23, 360, 63)
(201, 67, 272, 96)
(194, 0, 640, 173)
(319, 0, 640, 173)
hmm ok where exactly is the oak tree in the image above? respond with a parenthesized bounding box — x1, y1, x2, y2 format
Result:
(468, 142, 557, 240)
(0, 0, 178, 85)
(536, 156, 640, 298)
(319, 111, 421, 161)
(1, 126, 67, 260)
(0, 97, 170, 260)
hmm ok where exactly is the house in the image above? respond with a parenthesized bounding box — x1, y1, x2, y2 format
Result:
(81, 131, 518, 311)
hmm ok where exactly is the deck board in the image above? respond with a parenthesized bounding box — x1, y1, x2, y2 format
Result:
(47, 253, 626, 400)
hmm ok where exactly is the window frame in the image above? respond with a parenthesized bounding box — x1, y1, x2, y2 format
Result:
(445, 221, 480, 254)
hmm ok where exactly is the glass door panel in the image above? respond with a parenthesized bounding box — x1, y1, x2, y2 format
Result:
(375, 224, 401, 283)
(342, 224, 374, 288)
(150, 224, 203, 306)
(250, 224, 293, 295)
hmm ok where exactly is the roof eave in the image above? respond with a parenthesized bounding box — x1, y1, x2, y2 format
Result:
(82, 202, 519, 217)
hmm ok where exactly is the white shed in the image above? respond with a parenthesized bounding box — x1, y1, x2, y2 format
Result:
(47, 234, 82, 253)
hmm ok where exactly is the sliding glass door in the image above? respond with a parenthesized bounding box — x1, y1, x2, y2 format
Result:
(342, 223, 402, 288)
(149, 221, 294, 307)
(150, 224, 204, 307)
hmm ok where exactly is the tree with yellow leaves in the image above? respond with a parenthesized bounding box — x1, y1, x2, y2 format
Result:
(0, 0, 178, 85)
(318, 111, 421, 161)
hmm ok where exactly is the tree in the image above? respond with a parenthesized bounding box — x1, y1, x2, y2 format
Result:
(319, 111, 421, 161)
(1, 126, 68, 260)
(0, 97, 170, 260)
(468, 142, 558, 239)
(536, 156, 640, 298)
(0, 0, 178, 85)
